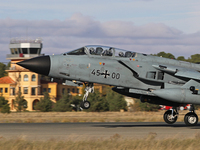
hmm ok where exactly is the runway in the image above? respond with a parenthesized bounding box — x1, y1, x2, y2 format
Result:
(0, 122, 200, 140)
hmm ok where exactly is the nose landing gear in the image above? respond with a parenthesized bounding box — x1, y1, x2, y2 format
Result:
(80, 100, 91, 109)
(80, 83, 94, 109)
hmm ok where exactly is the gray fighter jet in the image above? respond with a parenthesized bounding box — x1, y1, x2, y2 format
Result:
(17, 45, 200, 126)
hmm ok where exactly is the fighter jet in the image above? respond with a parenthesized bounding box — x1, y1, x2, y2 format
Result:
(17, 45, 200, 126)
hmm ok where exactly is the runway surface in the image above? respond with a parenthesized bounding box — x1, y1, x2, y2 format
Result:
(0, 122, 200, 140)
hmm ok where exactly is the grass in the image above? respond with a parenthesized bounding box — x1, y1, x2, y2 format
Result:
(0, 110, 198, 123)
(0, 111, 199, 149)
(0, 133, 200, 150)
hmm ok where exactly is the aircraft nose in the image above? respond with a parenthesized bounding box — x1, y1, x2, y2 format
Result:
(17, 55, 50, 76)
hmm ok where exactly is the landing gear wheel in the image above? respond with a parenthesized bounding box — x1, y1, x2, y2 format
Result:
(184, 112, 198, 126)
(80, 101, 90, 109)
(163, 110, 178, 124)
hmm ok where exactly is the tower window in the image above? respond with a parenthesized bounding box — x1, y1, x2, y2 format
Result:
(48, 88, 51, 93)
(43, 88, 47, 93)
(30, 48, 39, 54)
(31, 88, 36, 95)
(24, 87, 28, 94)
(62, 88, 65, 94)
(14, 48, 19, 54)
(5, 88, 8, 93)
(24, 74, 28, 81)
(11, 49, 15, 54)
(22, 48, 28, 54)
(32, 74, 36, 81)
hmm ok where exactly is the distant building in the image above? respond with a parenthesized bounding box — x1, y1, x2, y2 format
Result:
(0, 38, 98, 111)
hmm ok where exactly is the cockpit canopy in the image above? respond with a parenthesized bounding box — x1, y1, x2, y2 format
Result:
(65, 45, 136, 58)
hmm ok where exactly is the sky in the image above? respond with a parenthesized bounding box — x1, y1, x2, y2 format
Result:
(0, 0, 200, 63)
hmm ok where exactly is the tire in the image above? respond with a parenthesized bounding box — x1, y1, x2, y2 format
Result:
(184, 112, 198, 126)
(80, 101, 90, 109)
(163, 110, 178, 124)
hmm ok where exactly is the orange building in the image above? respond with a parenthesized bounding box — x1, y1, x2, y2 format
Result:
(0, 38, 87, 111)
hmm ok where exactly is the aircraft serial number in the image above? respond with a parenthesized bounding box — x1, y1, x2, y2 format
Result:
(91, 69, 120, 79)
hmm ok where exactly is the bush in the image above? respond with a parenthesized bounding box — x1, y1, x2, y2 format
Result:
(14, 92, 27, 112)
(35, 92, 53, 112)
(106, 88, 127, 111)
(85, 91, 109, 112)
(53, 91, 82, 112)
(131, 99, 160, 112)
(0, 95, 10, 113)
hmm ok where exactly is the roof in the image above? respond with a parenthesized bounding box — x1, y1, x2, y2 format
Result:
(0, 76, 15, 84)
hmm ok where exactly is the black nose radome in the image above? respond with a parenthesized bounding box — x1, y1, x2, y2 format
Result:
(17, 56, 50, 76)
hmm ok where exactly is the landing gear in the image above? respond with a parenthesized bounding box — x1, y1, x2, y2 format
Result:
(163, 108, 178, 124)
(80, 83, 94, 109)
(163, 105, 199, 126)
(80, 101, 91, 109)
(184, 105, 198, 126)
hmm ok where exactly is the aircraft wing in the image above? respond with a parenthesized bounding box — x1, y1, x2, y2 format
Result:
(175, 70, 200, 80)
(153, 64, 200, 81)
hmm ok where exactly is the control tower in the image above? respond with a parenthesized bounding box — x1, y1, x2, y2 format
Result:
(5, 38, 45, 111)
(7, 37, 43, 60)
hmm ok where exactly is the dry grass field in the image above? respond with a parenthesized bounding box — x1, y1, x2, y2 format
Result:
(0, 133, 200, 150)
(0, 110, 199, 149)
(0, 110, 197, 123)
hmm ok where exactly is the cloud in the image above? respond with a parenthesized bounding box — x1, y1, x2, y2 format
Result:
(0, 13, 200, 62)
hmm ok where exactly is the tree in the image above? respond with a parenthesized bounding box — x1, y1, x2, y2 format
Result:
(14, 92, 27, 112)
(187, 54, 200, 63)
(0, 63, 6, 78)
(106, 88, 127, 111)
(154, 51, 175, 59)
(139, 102, 160, 111)
(35, 92, 53, 112)
(177, 56, 186, 61)
(53, 91, 73, 112)
(85, 91, 109, 112)
(132, 99, 160, 112)
(0, 95, 10, 113)
(6, 62, 11, 69)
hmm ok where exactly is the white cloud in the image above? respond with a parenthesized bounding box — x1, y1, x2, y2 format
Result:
(0, 13, 200, 63)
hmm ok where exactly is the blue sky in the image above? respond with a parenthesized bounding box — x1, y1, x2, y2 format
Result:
(0, 0, 200, 62)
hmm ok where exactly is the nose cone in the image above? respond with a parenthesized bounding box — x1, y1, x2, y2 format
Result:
(17, 55, 50, 76)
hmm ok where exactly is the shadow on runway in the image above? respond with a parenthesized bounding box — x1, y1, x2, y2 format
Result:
(92, 122, 200, 129)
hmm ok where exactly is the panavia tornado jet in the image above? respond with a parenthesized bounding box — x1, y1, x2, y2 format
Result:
(17, 45, 200, 126)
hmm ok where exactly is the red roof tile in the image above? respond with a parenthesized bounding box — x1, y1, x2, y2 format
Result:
(0, 76, 15, 84)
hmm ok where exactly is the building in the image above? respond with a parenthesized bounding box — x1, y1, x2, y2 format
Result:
(0, 38, 87, 111)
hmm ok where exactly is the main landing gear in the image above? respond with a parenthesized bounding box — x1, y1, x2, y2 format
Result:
(163, 105, 198, 126)
(184, 105, 198, 126)
(80, 83, 94, 109)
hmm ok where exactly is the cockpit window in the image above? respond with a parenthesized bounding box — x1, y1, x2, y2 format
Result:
(87, 46, 113, 56)
(96, 47, 104, 55)
(84, 45, 136, 58)
(66, 47, 86, 55)
(115, 49, 136, 58)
